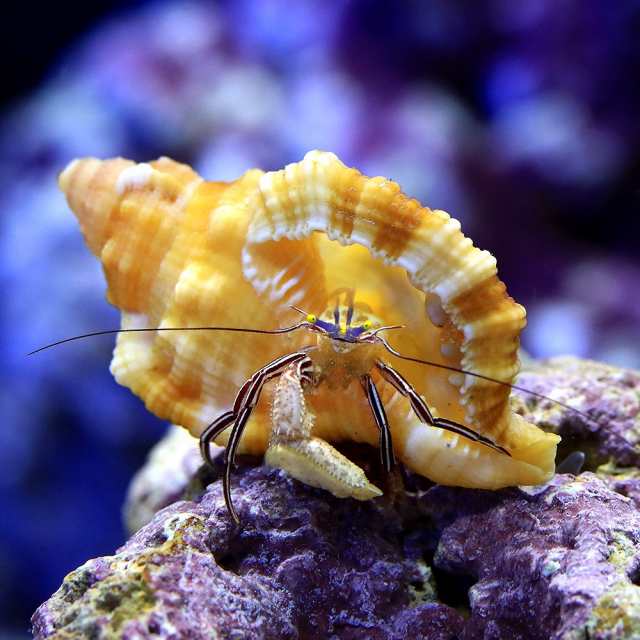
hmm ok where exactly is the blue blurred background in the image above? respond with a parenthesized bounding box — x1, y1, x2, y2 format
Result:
(1, 1, 639, 635)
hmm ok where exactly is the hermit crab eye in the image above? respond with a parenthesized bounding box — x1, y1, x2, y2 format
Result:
(306, 314, 317, 323)
(362, 320, 372, 330)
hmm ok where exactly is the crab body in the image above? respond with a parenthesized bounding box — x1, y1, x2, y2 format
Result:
(308, 324, 383, 390)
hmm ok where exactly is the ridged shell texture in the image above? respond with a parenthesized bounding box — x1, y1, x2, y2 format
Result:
(59, 150, 559, 489)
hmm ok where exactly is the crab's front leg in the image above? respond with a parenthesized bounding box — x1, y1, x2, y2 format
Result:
(375, 360, 510, 456)
(265, 359, 382, 500)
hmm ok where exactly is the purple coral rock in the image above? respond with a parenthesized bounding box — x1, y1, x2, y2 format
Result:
(513, 356, 640, 468)
(32, 461, 640, 639)
(33, 452, 463, 640)
(598, 466, 640, 512)
(423, 475, 640, 639)
(33, 356, 640, 639)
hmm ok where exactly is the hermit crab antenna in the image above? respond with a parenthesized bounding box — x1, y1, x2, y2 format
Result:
(28, 323, 308, 356)
(328, 287, 357, 327)
(369, 324, 404, 336)
(377, 336, 597, 426)
(346, 302, 354, 328)
(289, 305, 308, 317)
(360, 324, 405, 341)
(345, 288, 356, 327)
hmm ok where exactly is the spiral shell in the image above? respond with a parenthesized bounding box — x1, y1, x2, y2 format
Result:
(59, 150, 559, 490)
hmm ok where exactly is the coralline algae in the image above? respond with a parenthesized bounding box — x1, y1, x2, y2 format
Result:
(513, 356, 640, 468)
(34, 450, 465, 640)
(32, 465, 640, 639)
(33, 356, 640, 639)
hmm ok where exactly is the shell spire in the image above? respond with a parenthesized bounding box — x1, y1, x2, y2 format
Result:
(59, 150, 559, 492)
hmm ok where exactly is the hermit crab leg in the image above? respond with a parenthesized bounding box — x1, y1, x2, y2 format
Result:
(199, 372, 260, 466)
(360, 374, 395, 472)
(223, 406, 253, 523)
(199, 411, 235, 467)
(199, 350, 310, 523)
(225, 352, 311, 466)
(375, 360, 511, 457)
(430, 415, 510, 456)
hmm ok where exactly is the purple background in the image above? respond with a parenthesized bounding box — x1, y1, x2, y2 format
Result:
(1, 1, 639, 636)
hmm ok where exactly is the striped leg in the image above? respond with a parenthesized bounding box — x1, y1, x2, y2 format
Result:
(199, 411, 235, 467)
(222, 405, 253, 523)
(199, 350, 311, 524)
(375, 360, 510, 457)
(361, 374, 395, 471)
(225, 352, 313, 467)
(199, 373, 258, 467)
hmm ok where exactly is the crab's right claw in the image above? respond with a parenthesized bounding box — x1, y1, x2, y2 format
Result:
(267, 361, 382, 500)
(265, 439, 382, 500)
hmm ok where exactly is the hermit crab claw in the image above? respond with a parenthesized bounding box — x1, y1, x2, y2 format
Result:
(265, 440, 383, 501)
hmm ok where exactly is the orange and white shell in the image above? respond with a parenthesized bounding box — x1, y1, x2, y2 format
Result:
(59, 150, 559, 489)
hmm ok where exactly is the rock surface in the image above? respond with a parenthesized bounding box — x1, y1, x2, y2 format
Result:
(123, 426, 205, 534)
(426, 476, 640, 639)
(513, 356, 640, 468)
(33, 357, 640, 639)
(33, 449, 464, 640)
(32, 465, 640, 639)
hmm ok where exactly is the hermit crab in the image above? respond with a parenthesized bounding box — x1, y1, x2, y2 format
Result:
(49, 150, 563, 523)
